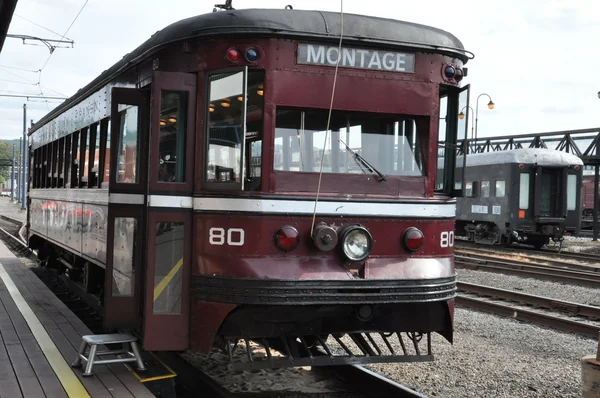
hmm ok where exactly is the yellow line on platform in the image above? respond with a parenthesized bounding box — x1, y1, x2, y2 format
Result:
(0, 263, 90, 398)
(153, 257, 183, 302)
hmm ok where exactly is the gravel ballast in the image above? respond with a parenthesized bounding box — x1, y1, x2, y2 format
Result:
(369, 308, 597, 397)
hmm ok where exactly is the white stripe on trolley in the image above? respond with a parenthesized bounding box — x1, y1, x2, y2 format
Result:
(191, 197, 456, 218)
(148, 195, 193, 208)
(109, 193, 145, 205)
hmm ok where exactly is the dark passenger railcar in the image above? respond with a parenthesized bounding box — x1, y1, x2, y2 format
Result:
(455, 148, 582, 249)
(26, 6, 472, 369)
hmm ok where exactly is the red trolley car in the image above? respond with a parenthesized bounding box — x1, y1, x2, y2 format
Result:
(26, 5, 472, 369)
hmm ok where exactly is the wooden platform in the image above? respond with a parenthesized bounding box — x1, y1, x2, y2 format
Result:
(0, 240, 155, 398)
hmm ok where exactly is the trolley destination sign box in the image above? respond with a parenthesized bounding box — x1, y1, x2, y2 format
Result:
(297, 43, 415, 73)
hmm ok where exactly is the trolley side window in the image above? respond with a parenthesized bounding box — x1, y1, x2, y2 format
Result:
(57, 137, 65, 188)
(158, 92, 187, 183)
(567, 174, 577, 211)
(205, 68, 264, 190)
(519, 173, 530, 209)
(71, 131, 80, 188)
(80, 127, 89, 188)
(153, 221, 184, 314)
(112, 217, 137, 297)
(102, 120, 111, 188)
(116, 105, 140, 184)
(64, 135, 72, 188)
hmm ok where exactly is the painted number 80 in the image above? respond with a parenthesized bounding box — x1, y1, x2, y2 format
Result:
(209, 227, 245, 246)
(440, 231, 454, 248)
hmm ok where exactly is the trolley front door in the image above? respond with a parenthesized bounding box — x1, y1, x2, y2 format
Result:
(143, 71, 196, 350)
(104, 87, 150, 330)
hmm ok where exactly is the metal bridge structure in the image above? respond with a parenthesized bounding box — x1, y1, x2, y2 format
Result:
(453, 126, 600, 240)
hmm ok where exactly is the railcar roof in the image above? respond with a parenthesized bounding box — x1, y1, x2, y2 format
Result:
(30, 8, 469, 134)
(457, 148, 583, 167)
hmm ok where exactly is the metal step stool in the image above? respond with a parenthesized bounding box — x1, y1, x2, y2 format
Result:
(71, 333, 147, 377)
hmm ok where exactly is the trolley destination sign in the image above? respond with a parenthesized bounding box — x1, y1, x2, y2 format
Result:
(297, 43, 415, 73)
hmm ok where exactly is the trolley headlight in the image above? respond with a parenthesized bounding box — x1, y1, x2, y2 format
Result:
(339, 226, 373, 262)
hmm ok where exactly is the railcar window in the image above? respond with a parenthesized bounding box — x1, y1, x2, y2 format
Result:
(158, 92, 187, 183)
(112, 217, 137, 297)
(153, 221, 184, 314)
(495, 180, 505, 197)
(274, 108, 423, 176)
(64, 135, 72, 188)
(116, 106, 139, 183)
(80, 128, 89, 188)
(51, 141, 58, 188)
(206, 69, 264, 190)
(71, 131, 80, 187)
(481, 180, 490, 197)
(42, 143, 48, 187)
(519, 173, 530, 209)
(102, 120, 111, 188)
(57, 137, 65, 188)
(465, 181, 473, 197)
(89, 123, 99, 188)
(567, 174, 577, 211)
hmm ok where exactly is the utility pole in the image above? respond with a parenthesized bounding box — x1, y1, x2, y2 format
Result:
(21, 104, 27, 211)
(16, 138, 21, 204)
(10, 144, 15, 201)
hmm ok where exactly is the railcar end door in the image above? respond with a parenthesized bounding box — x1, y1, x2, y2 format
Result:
(104, 87, 150, 330)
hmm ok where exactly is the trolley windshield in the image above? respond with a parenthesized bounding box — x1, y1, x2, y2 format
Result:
(274, 108, 424, 177)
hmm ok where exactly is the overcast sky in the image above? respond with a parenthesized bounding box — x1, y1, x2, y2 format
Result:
(0, 0, 599, 141)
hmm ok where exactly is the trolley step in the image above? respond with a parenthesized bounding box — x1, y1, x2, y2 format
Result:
(71, 333, 147, 377)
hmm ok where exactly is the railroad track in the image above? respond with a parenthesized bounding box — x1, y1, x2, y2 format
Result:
(455, 241, 600, 271)
(0, 219, 427, 398)
(0, 217, 30, 256)
(455, 252, 600, 288)
(457, 282, 600, 338)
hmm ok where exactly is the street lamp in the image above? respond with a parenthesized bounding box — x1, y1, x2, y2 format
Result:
(458, 105, 475, 140)
(597, 91, 600, 99)
(474, 93, 495, 142)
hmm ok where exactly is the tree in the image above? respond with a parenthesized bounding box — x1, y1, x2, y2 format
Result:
(0, 140, 21, 187)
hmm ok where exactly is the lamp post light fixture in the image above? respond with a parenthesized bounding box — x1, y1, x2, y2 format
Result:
(458, 105, 475, 140)
(474, 93, 495, 143)
(597, 91, 600, 99)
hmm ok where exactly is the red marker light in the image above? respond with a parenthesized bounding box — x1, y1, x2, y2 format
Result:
(574, 165, 581, 171)
(403, 227, 424, 252)
(519, 163, 525, 169)
(226, 47, 240, 62)
(275, 226, 300, 251)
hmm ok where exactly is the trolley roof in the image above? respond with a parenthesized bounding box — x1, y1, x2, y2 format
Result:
(458, 148, 584, 167)
(30, 8, 469, 134)
(0, 0, 18, 52)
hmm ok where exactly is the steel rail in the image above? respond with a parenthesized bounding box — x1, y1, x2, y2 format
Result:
(455, 242, 600, 272)
(322, 364, 429, 398)
(458, 282, 600, 320)
(456, 295, 600, 339)
(455, 254, 600, 287)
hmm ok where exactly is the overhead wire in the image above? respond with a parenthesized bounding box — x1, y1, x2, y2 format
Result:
(310, 0, 344, 236)
(38, 0, 89, 88)
(0, 64, 39, 73)
(14, 14, 72, 40)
